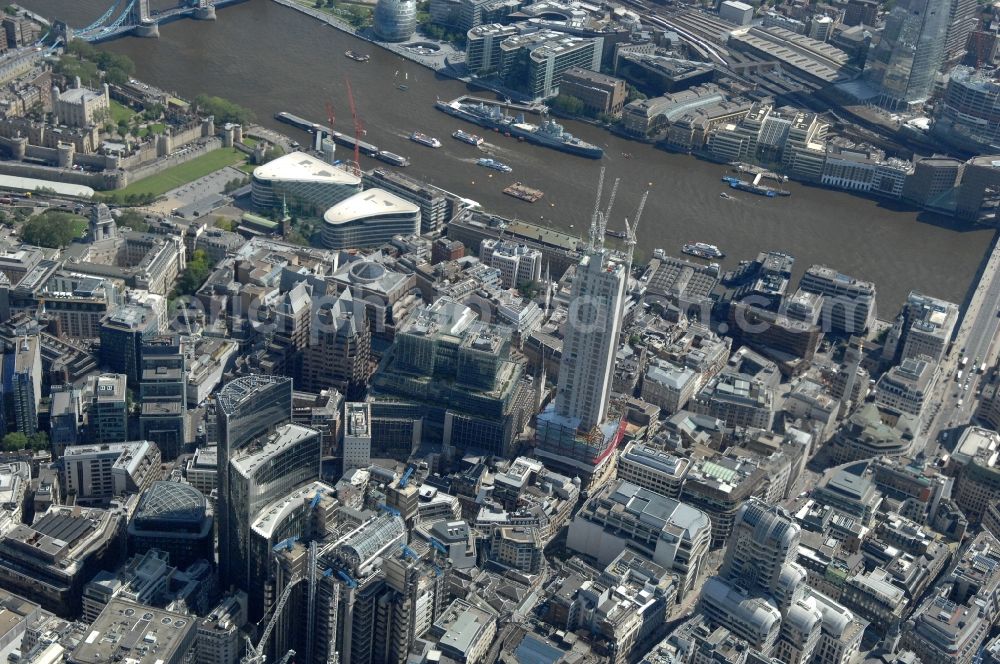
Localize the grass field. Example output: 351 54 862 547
109 100 134 125
116 148 247 198
138 122 166 138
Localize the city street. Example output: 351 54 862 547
924 232 1000 454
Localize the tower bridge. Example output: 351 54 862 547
54 0 247 44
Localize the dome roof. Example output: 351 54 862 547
349 260 387 283
134 481 207 526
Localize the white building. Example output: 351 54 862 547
551 240 626 431
185 446 218 498
641 359 698 415
251 151 362 213
616 442 689 498
62 440 162 504
479 238 542 290
567 480 711 599
809 16 834 41
343 402 371 472
0 462 29 536
320 188 420 250
720 0 753 26
54 83 110 128
875 356 939 422
197 592 247 664
534 211 632 489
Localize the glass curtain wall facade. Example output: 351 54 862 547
374 0 417 42
864 0 950 108
215 375 293 593
230 424 321 617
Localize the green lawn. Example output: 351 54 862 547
109 100 134 124
138 123 166 138
116 148 246 198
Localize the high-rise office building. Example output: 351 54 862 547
215 375 293 593
228 423 321 618
864 0 951 109
343 401 372 472
371 297 533 458
535 179 638 490
271 513 447 664
84 373 128 444
300 288 372 400
2 334 40 435
99 303 161 386
944 0 980 66
138 336 187 459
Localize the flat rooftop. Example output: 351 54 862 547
71 599 194 664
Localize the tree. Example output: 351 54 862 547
551 94 585 117
262 146 285 163
192 94 255 125
626 84 646 103
141 103 164 122
27 432 48 452
345 6 370 28
21 211 87 248
175 249 211 296
115 209 149 232
518 280 541 299
214 216 236 232
223 177 249 194
1 432 26 451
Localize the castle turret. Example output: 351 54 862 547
56 142 75 169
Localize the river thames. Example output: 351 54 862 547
22 0 996 311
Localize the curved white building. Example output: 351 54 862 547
373 0 417 42
251 151 362 214
321 188 420 250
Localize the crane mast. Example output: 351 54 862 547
345 77 362 176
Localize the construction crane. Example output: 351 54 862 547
242 577 300 664
325 100 335 129
429 537 448 556
399 465 415 488
345 77 362 176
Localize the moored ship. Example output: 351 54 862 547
507 118 604 159
435 100 603 158
275 111 321 133
682 242 725 259
376 151 409 166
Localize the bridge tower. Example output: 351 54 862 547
129 0 151 23
131 0 160 38
193 0 217 20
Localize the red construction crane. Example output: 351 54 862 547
325 100 335 129
345 77 362 176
